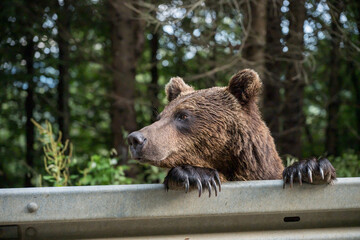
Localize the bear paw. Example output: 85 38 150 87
164 166 221 197
283 158 336 189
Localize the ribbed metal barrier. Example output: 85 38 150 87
1 178 360 239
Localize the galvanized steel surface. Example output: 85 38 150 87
0 178 359 239
115 227 360 240
1 178 360 222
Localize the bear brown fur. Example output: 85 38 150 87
128 69 336 197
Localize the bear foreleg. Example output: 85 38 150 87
282 158 336 188
164 165 221 197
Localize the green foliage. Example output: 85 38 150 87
128 160 168 184
32 119 73 186
76 157 166 186
284 155 298 167
329 150 360 177
77 154 134 185
32 120 166 186
284 152 360 178
1 0 359 188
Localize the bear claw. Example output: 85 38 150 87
283 158 336 189
164 166 221 197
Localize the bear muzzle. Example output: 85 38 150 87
127 131 147 160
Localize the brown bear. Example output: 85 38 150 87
127 69 336 197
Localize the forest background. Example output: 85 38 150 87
1 0 359 187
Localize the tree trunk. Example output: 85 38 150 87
350 1 360 151
109 0 145 164
242 0 267 79
325 0 344 156
350 62 360 151
264 0 282 146
25 35 35 187
58 0 71 143
206 18 219 88
280 0 306 158
149 32 160 123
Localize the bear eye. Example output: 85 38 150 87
174 111 192 134
175 112 189 122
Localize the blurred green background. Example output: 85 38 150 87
0 0 359 188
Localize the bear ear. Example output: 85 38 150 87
165 77 194 102
227 69 262 105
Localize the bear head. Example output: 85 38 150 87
128 69 283 181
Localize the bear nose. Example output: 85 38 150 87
127 131 146 149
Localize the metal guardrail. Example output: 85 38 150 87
0 178 360 239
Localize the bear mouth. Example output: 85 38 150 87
133 156 167 167
134 157 155 164
135 157 147 162
131 150 173 166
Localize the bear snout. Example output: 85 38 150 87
127 131 147 159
